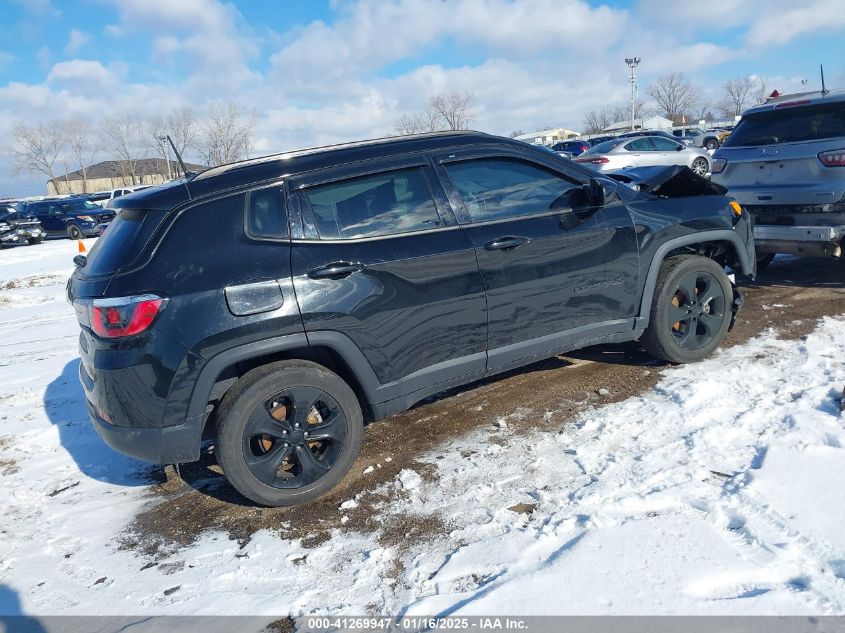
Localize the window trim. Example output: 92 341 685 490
434 154 590 227
294 165 450 242
243 184 290 243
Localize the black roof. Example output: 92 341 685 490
116 131 592 212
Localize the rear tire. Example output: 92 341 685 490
756 253 776 271
215 360 363 507
67 224 83 240
705 138 719 150
640 255 733 364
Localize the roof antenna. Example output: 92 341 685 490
821 64 828 95
166 135 196 178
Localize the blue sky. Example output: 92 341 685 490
1 0 844 194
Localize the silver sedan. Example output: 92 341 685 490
575 135 711 176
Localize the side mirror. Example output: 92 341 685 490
583 178 615 206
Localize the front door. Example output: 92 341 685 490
433 151 637 370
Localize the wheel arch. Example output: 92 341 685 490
187 332 382 428
636 230 751 329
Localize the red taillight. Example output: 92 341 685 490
576 157 610 164
818 149 845 167
90 295 166 338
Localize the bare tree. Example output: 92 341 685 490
582 109 612 135
753 76 770 104
392 90 475 135
582 102 645 134
12 122 65 186
429 91 474 131
199 102 255 167
65 120 96 193
148 107 198 178
101 116 150 185
647 73 700 124
721 76 754 117
393 113 427 136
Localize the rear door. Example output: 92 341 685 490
432 148 638 370
289 155 487 400
623 137 659 166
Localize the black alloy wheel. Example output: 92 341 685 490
242 386 347 489
666 270 728 351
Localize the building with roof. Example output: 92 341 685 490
604 115 673 132
513 128 581 145
47 158 206 196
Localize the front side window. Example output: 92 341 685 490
652 137 681 151
443 158 586 223
304 168 441 239
247 187 288 239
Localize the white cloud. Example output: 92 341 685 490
64 29 91 56
746 0 845 47
47 60 116 89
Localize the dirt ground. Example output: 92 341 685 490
124 256 845 558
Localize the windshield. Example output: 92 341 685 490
725 101 845 146
59 199 100 213
583 139 625 155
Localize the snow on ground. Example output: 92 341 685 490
1 238 844 616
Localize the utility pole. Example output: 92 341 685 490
625 57 641 131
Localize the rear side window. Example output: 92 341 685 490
625 138 654 152
247 187 287 239
82 209 167 276
303 168 441 239
725 101 845 146
443 158 586 223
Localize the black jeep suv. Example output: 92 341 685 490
68 131 754 506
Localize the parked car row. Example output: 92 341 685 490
0 186 155 247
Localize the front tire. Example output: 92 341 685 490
215 360 363 507
67 224 83 240
691 157 709 176
27 236 43 245
640 255 733 364
705 138 719 151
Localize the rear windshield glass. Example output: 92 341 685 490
82 209 167 276
725 101 845 146
583 139 625 155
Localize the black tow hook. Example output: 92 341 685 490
729 283 744 332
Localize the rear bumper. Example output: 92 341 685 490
754 225 844 257
86 397 203 464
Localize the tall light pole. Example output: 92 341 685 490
625 57 641 131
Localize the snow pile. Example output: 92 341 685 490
1 238 844 616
